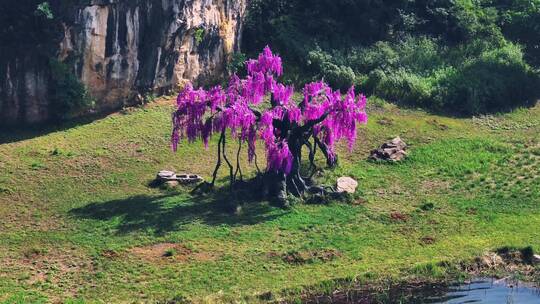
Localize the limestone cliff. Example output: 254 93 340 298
0 0 246 125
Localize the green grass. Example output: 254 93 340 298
0 101 539 303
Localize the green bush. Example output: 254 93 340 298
35 2 53 19
358 39 539 114
226 52 247 75
194 28 205 45
438 43 539 114
497 0 540 65
49 59 93 120
369 69 434 106
307 49 357 90
320 63 356 91
242 0 540 114
350 41 399 74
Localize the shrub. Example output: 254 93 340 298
497 0 540 65
242 0 540 114
194 28 205 45
438 43 539 114
370 69 434 106
307 49 357 90
49 58 93 120
319 63 356 91
226 52 247 75
350 41 399 74
35 1 53 19
394 37 445 74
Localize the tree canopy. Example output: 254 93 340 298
171 47 368 203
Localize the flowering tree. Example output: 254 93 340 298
172 47 367 202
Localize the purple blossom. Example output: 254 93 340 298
272 84 294 106
171 47 368 174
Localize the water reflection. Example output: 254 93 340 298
305 277 540 303
427 278 540 304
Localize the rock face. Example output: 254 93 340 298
0 0 246 125
369 137 408 162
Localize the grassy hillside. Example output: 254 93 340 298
0 100 539 303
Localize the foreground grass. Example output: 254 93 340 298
0 100 538 303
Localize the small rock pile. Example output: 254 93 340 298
156 170 203 187
369 137 408 162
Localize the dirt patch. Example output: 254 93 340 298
390 212 409 222
0 208 65 233
101 249 120 259
129 243 216 263
466 207 478 215
372 183 411 198
420 236 436 245
278 249 342 265
351 197 368 206
427 119 449 130
377 117 394 126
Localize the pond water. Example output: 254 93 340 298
306 278 540 303
425 278 540 304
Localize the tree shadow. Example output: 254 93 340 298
70 190 286 235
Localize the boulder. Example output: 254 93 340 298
336 177 358 194
533 254 540 265
157 170 176 181
370 137 408 161
176 174 204 184
155 170 203 185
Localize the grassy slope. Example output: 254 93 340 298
0 100 538 303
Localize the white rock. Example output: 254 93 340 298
157 170 176 181
533 254 540 264
337 177 358 194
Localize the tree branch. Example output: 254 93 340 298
299 111 331 133
253 150 262 174
210 131 225 185
304 138 317 177
221 131 235 186
234 139 243 181
314 135 338 168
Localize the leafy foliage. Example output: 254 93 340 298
498 0 540 65
194 28 205 45
49 59 93 120
0 0 62 54
243 0 540 114
437 43 538 114
35 1 53 19
226 52 247 76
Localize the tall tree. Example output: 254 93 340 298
171 47 368 203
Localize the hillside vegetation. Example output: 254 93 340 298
243 0 540 114
0 99 538 302
1 1 540 303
